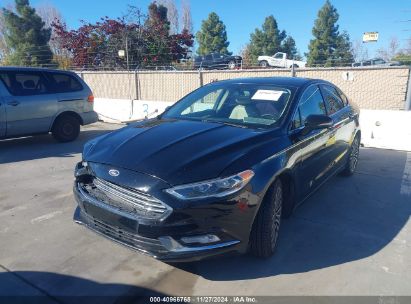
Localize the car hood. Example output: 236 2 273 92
85 119 283 185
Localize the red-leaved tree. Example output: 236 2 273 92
52 3 193 70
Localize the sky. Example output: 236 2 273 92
22 0 411 58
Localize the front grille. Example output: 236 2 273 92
80 177 172 221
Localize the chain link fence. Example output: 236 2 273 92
77 66 411 111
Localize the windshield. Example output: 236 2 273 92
162 83 294 128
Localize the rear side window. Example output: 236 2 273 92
320 85 345 115
298 85 327 125
0 71 49 96
336 88 349 106
46 72 83 93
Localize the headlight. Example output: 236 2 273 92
165 170 254 200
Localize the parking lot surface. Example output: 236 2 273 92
1 122 410 301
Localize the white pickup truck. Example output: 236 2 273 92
258 52 307 68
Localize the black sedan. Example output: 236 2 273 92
194 53 242 70
73 77 360 262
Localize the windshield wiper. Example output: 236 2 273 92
201 119 249 129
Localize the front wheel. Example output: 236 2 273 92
259 60 268 68
341 135 360 176
249 179 282 258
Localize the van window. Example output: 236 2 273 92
46 72 83 93
0 71 49 96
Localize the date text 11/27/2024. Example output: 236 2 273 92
149 296 258 303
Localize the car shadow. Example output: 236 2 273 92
0 271 167 304
0 129 113 164
173 149 411 281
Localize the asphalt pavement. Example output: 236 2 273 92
0 122 410 303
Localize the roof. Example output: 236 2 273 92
0 66 75 73
212 76 324 87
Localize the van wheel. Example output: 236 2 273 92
249 179 282 258
52 115 80 142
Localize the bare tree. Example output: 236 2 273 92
181 0 193 34
35 1 64 55
352 39 369 62
158 0 179 34
377 37 400 61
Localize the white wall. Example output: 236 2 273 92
359 110 411 151
94 98 173 123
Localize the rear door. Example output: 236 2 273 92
213 54 226 69
0 79 6 138
0 70 57 137
44 71 92 115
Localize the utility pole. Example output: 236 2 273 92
126 35 130 71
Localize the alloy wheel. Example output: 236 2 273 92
270 185 282 251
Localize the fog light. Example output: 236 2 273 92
181 234 220 244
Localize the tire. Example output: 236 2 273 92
249 179 283 258
52 115 80 142
341 134 360 176
259 60 268 68
289 64 299 69
228 60 236 70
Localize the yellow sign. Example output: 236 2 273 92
363 32 379 42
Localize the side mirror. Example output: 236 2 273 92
301 114 333 135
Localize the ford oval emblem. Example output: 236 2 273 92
109 169 120 177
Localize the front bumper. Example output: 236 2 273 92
72 170 254 261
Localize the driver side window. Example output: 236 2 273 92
292 85 327 129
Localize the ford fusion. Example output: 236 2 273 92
73 77 360 262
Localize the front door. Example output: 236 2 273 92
0 70 57 137
291 84 336 198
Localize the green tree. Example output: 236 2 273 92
247 15 286 64
306 0 342 67
2 0 53 66
196 12 230 55
145 2 171 64
393 53 411 65
281 36 302 60
334 31 354 66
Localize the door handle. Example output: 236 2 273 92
7 101 20 106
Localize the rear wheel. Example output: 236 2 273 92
52 115 80 142
341 135 360 176
249 179 282 258
228 60 236 69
